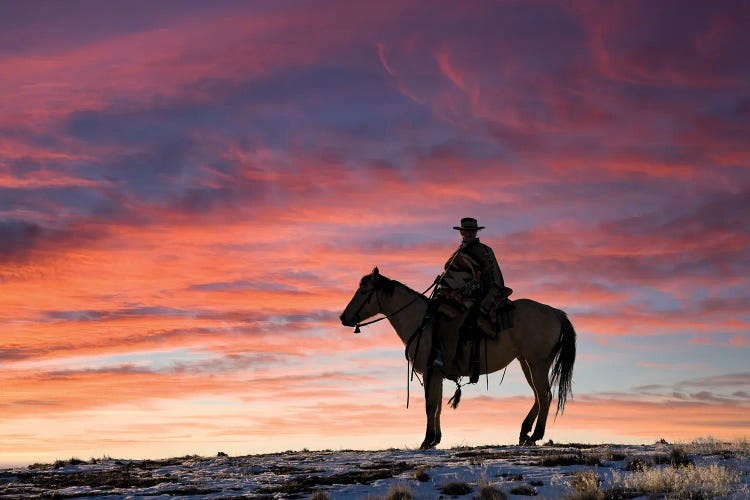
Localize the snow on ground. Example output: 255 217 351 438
1 442 749 498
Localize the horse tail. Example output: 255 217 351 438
550 309 576 416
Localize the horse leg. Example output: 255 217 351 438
526 360 553 445
518 358 539 446
420 367 443 450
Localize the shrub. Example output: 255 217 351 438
538 454 601 467
413 466 430 482
610 463 741 498
565 470 603 500
625 457 651 472
28 462 48 470
441 481 473 495
669 447 693 467
386 485 414 499
652 447 693 467
53 457 87 468
601 451 627 462
509 484 537 496
478 483 507 499
679 437 750 458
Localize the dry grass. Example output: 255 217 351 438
53 457 87 468
610 463 742 498
509 484 537 496
441 481 473 495
565 470 603 500
537 453 601 467
597 451 627 462
413 465 430 482
385 484 414 499
677 437 750 457
310 491 330 500
624 457 651 471
478 483 507 499
652 447 693 467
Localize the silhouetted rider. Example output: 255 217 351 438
431 217 510 373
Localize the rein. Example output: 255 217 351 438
353 281 436 333
350 279 438 409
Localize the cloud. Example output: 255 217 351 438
576 1 750 87
0 217 108 266
729 335 750 347
0 220 42 259
188 280 300 293
0 0 749 461
39 306 202 323
677 372 750 390
0 346 49 362
624 372 750 404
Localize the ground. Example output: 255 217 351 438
1 440 748 499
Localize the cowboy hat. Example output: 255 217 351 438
453 217 485 231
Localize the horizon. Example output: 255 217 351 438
3 434 746 469
1 1 749 466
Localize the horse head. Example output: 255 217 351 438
340 267 392 327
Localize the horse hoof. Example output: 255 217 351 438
419 439 438 450
519 436 537 446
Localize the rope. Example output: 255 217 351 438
407 357 411 408
448 379 463 409
484 337 494 391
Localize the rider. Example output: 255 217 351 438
431 217 509 373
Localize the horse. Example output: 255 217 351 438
340 267 576 449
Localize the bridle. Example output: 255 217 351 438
351 280 437 334
348 285 383 333
352 248 460 333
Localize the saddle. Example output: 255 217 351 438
478 291 514 338
460 294 515 383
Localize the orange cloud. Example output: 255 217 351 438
1 0 748 466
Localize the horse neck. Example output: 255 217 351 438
381 282 429 346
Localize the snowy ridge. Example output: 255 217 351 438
1 442 749 498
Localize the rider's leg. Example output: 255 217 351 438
433 311 465 373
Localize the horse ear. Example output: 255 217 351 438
372 266 379 276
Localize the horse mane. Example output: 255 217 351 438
360 274 416 298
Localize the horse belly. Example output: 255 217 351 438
474 332 518 375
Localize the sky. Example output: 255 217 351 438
1 0 749 466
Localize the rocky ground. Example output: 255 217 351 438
1 440 749 498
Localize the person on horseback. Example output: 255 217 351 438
431 217 511 373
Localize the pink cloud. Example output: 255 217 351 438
729 335 750 347
0 1 748 464
575 1 749 88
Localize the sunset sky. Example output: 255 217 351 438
1 1 749 466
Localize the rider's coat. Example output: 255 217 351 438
441 238 504 297
438 238 510 337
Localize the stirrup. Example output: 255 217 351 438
431 352 444 369
470 360 480 384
